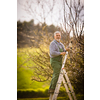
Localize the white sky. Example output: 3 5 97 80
17 0 65 26
17 0 84 27
17 0 32 22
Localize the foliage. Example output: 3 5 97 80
17 20 60 48
17 89 83 100
17 97 67 100
17 90 83 100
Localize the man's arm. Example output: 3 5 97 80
50 42 69 57
50 42 61 57
61 43 70 52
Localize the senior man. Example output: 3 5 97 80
48 31 70 93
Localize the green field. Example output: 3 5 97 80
17 97 67 100
17 48 50 92
17 95 83 100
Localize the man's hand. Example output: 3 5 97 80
66 48 70 51
60 52 66 56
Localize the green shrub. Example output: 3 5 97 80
17 89 49 98
17 89 83 100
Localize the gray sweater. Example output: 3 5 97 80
49 40 66 58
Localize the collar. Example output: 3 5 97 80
54 39 60 44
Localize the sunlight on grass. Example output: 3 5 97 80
17 97 67 100
17 47 50 92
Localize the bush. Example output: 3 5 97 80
17 89 49 98
17 89 84 100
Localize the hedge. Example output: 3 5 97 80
17 89 84 100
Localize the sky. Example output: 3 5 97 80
17 0 84 28
17 0 63 26
17 0 32 22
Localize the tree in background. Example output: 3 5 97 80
62 0 84 94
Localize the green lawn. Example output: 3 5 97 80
17 48 50 92
17 97 67 100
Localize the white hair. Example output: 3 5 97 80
54 31 61 36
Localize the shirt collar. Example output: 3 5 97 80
54 39 60 44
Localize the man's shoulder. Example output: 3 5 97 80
60 42 64 46
50 40 56 45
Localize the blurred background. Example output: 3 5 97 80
17 0 84 100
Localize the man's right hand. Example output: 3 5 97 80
60 52 66 56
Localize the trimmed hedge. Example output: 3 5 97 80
17 90 49 98
17 89 84 100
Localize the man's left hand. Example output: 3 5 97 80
66 48 70 51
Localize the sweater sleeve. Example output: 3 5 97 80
50 42 61 57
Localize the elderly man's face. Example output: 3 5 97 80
54 33 61 42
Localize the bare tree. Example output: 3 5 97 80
18 0 57 25
60 0 84 94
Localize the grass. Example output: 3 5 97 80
17 47 49 91
17 97 67 100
